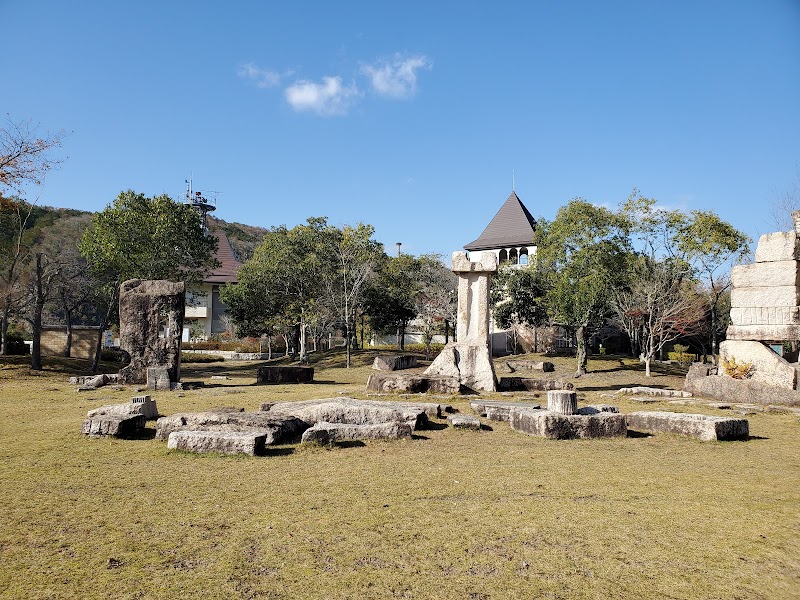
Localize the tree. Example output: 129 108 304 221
0 117 64 194
412 255 457 359
221 218 328 363
322 223 383 367
490 265 549 353
676 210 750 357
79 191 218 283
364 254 418 351
0 197 35 355
79 190 218 370
534 199 630 377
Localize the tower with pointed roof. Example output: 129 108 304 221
464 191 537 265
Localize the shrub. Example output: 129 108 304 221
181 352 225 363
722 356 754 379
667 344 693 366
184 340 262 353
5 334 29 355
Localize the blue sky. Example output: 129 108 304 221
2 1 799 259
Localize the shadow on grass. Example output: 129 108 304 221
335 440 366 448
626 430 653 438
748 435 770 441
480 424 494 431
125 427 157 440
424 421 449 431
577 383 652 392
260 447 295 457
411 434 430 440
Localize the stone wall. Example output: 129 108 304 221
40 326 100 359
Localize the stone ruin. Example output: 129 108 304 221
81 395 158 437
687 212 800 405
424 251 498 392
117 279 185 389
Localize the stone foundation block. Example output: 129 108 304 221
754 231 799 263
301 421 412 444
424 342 496 392
730 286 800 308
506 360 555 373
720 340 797 390
167 430 267 455
147 367 173 391
497 377 573 392
731 260 800 288
547 390 577 415
577 404 619 415
262 398 429 431
365 373 460 395
82 414 145 437
449 415 481 430
155 412 307 444
256 366 314 384
625 411 749 441
372 355 418 371
510 409 627 439
471 400 542 422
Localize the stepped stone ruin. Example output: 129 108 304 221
688 212 800 403
424 251 498 392
118 279 185 389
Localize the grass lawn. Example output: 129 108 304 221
1 350 798 599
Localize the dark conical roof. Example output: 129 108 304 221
464 191 537 251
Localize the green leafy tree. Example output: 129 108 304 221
535 199 630 377
676 210 750 356
79 190 218 370
490 264 549 353
221 218 328 363
364 254 418 350
412 254 457 359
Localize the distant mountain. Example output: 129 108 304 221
8 204 268 264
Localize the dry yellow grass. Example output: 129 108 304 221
1 351 799 599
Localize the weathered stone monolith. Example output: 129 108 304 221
118 279 185 386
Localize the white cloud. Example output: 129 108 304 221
361 55 432 98
284 76 360 116
237 62 285 88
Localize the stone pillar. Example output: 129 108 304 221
792 210 800 236
547 390 577 415
425 251 498 392
118 279 185 386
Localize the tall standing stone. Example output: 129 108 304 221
118 279 185 386
424 251 498 392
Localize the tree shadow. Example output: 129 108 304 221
423 421 449 431
626 430 652 438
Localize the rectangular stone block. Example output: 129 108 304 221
167 430 267 455
130 395 158 419
448 415 481 430
82 414 145 437
301 421 413 444
256 366 314 384
726 324 800 342
471 400 542 422
730 286 800 309
731 261 800 288
365 373 460 394
371 355 418 371
729 306 800 326
625 411 749 441
497 377 573 392
754 232 800 263
509 408 627 439
147 367 172 391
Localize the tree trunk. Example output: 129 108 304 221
0 304 10 356
64 307 73 357
574 326 588 377
298 321 308 364
360 314 365 350
91 286 118 373
396 326 401 350
30 254 45 370
710 304 719 356
400 323 406 351
444 319 450 344
267 335 272 360
345 319 351 369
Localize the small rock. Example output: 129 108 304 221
449 415 481 430
708 402 731 409
629 397 660 404
210 375 229 381
107 558 123 569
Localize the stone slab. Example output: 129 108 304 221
448 415 481 430
625 411 749 441
167 430 267 455
301 421 412 444
155 412 307 444
684 372 800 406
720 340 796 389
729 306 800 326
629 397 661 404
130 395 158 419
577 404 619 415
617 387 692 398
451 251 498 273
371 355 418 371
754 231 799 263
509 408 627 439
471 400 542 422
261 397 430 430
730 286 800 309
365 373 460 395
82 414 145 437
147 367 172 391
506 360 555 373
256 366 314 384
498 377 574 392
726 324 800 341
731 261 800 289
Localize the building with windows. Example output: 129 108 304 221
464 191 537 266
